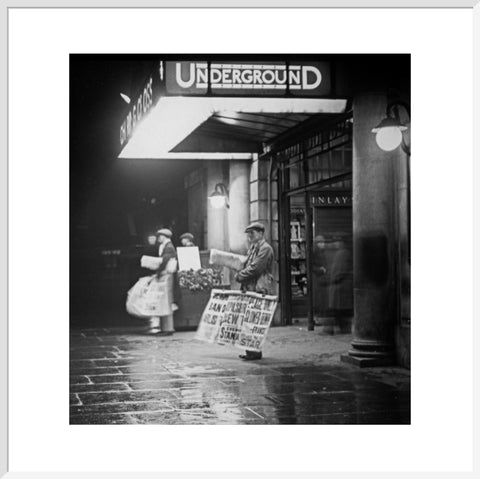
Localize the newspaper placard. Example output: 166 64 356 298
177 246 201 271
195 289 278 352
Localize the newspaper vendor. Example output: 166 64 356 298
234 222 274 361
148 228 178 336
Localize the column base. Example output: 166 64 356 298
340 354 395 368
340 338 395 367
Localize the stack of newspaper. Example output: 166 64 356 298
140 255 162 270
209 249 247 271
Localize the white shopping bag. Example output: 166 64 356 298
126 275 172 318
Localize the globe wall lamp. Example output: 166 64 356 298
208 183 230 209
372 101 410 155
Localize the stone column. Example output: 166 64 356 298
228 161 250 288
341 92 397 367
228 161 250 254
206 161 227 251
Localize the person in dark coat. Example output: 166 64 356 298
234 222 274 361
312 235 329 322
327 237 353 333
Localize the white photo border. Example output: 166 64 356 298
3 1 479 477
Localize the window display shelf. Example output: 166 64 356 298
289 216 308 300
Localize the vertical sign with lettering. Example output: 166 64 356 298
119 61 165 149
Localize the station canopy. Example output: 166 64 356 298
117 60 348 160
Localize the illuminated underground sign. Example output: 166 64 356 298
166 61 331 96
118 59 332 149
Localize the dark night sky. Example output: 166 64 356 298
70 55 195 248
70 56 150 211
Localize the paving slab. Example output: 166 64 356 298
70 322 410 425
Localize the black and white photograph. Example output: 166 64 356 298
70 54 411 425
3 2 478 476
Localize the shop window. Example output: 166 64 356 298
288 163 302 189
307 139 352 184
289 202 308 312
266 113 353 326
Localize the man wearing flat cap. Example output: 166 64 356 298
147 228 178 335
235 222 274 360
179 232 195 247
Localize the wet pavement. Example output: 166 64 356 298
70 323 410 425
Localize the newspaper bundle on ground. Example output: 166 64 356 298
195 289 278 352
209 249 247 271
140 255 162 270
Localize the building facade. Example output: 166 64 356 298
111 54 410 368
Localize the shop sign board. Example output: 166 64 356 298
311 192 352 207
195 290 278 352
119 67 166 148
166 61 331 97
119 76 155 147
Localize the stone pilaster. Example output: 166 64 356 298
228 161 250 254
228 161 250 289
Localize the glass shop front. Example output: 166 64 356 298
264 113 353 330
